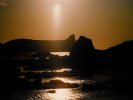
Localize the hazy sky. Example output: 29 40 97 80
0 0 133 49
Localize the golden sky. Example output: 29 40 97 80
0 0 133 49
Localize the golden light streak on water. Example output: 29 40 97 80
24 68 72 73
50 52 70 56
43 89 85 100
42 77 85 84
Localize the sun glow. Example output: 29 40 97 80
54 3 60 19
53 2 61 35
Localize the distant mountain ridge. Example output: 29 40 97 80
70 35 133 68
105 40 133 64
1 34 75 56
0 34 133 59
0 35 133 92
106 40 133 52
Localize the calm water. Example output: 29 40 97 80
9 74 128 100
4 52 131 100
11 89 117 100
10 77 115 100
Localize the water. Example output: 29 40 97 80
50 52 70 56
10 78 116 100
6 70 131 100
11 89 88 100
24 68 72 73
2 51 131 100
1 52 132 100
9 87 130 100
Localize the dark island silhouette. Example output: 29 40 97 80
0 34 133 97
0 34 75 57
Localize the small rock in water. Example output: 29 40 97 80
46 90 56 93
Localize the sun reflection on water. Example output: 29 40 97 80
42 89 85 100
50 89 72 100
42 77 85 84
50 52 70 56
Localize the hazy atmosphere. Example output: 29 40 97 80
1 1 133 100
0 0 133 49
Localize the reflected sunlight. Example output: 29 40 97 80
52 68 72 72
54 77 85 84
52 89 70 100
45 89 82 100
42 77 85 84
50 52 70 56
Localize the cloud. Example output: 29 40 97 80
0 0 8 6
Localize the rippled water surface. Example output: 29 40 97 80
7 73 131 100
7 67 131 100
9 76 115 100
11 88 117 100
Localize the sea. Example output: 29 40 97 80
3 52 132 100
9 75 130 100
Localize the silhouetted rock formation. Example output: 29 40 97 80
69 36 95 71
70 37 133 91
70 37 133 69
105 40 133 91
103 40 133 70
106 40 133 61
1 34 133 92
1 35 75 57
0 42 2 49
0 42 2 46
0 43 2 56
70 36 94 57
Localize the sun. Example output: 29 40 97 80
53 2 61 34
54 3 61 18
